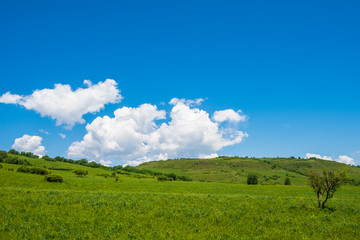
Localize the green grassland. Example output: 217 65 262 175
1 154 360 239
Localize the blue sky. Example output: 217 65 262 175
0 0 359 166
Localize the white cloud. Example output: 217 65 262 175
305 153 333 160
68 98 248 166
39 129 49 135
199 153 219 159
12 134 46 156
306 153 356 165
0 92 22 104
59 133 66 139
213 109 247 123
0 79 122 128
335 155 355 165
169 98 204 106
100 160 112 167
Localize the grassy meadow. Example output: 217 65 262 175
0 155 359 239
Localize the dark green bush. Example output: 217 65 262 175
284 177 291 185
247 174 258 185
17 166 49 175
74 169 88 177
0 163 3 169
157 175 173 181
44 174 63 182
177 175 192 181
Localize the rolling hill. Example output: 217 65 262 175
137 156 360 185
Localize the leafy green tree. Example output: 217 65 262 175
308 169 348 209
8 149 19 155
284 177 291 185
247 174 258 185
0 151 8 161
74 169 88 177
75 159 88 166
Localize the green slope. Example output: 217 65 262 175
137 156 360 185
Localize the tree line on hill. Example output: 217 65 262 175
2 149 192 182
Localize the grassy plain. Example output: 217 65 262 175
0 156 359 239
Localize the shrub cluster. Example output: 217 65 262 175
74 169 88 177
113 165 192 181
247 174 258 185
44 174 63 182
157 175 173 181
263 175 281 181
17 166 49 175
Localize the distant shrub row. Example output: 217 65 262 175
157 175 174 181
113 165 192 181
6 150 106 169
0 151 32 166
8 149 39 159
17 166 49 175
247 174 291 185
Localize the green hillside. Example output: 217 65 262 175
138 156 360 185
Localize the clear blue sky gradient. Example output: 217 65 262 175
1 1 359 164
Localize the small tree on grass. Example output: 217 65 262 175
308 169 348 209
284 177 291 185
74 169 88 177
247 174 258 185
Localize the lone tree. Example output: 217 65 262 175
308 169 348 209
247 174 258 185
74 169 88 177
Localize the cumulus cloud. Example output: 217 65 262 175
305 153 333 160
213 109 247 123
335 155 355 165
68 99 248 166
0 79 122 128
100 160 112 167
59 133 66 139
12 134 46 156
